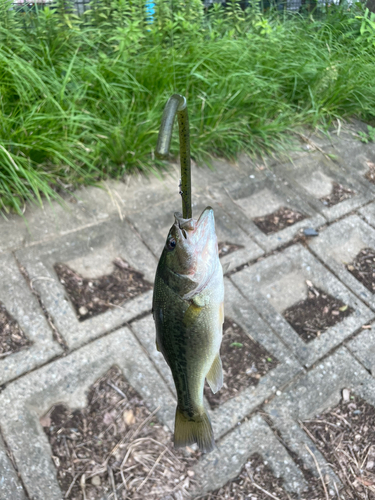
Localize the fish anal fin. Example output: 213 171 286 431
206 353 223 394
174 407 215 453
219 301 224 325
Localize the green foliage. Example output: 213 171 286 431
0 0 375 213
358 125 375 143
354 7 375 46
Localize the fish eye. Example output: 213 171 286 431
167 238 176 250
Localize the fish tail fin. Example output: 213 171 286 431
174 407 215 453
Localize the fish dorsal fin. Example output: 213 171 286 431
206 354 223 394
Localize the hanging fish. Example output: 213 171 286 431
153 208 224 453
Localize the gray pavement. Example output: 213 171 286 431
1 120 375 499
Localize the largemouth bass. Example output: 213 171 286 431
152 207 224 453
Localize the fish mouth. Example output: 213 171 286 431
172 207 215 248
174 207 214 235
168 207 218 298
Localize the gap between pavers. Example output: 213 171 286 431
231 244 374 368
0 252 63 385
15 217 156 350
273 151 374 222
193 413 308 497
215 169 325 252
0 434 26 500
359 201 375 229
0 326 175 500
265 346 375 491
127 193 264 272
131 279 302 441
347 321 375 375
308 214 375 309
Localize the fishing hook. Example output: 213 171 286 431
156 94 192 220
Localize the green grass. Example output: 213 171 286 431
0 0 375 214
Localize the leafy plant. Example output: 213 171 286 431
354 7 375 47
0 0 374 214
358 125 375 143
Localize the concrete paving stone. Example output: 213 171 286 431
331 136 375 180
214 169 325 252
194 414 308 497
0 327 175 500
347 321 375 374
231 244 374 367
127 192 264 272
0 166 182 255
130 314 175 394
293 120 374 156
132 280 302 440
308 215 375 309
265 347 375 489
189 155 266 188
262 121 369 165
0 434 26 500
16 217 157 350
359 200 375 229
0 253 63 385
274 151 374 222
0 188 109 255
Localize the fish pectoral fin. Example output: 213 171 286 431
155 339 161 352
206 353 223 394
183 302 202 327
222 262 231 274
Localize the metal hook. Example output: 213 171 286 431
156 94 192 219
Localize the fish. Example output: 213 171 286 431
152 206 224 453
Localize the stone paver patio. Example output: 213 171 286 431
1 120 375 499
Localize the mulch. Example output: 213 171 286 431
347 248 375 293
203 390 375 500
303 390 375 499
0 301 31 358
320 182 355 207
42 366 199 500
199 453 294 500
283 282 353 342
252 207 305 235
204 318 278 409
54 257 152 321
218 242 244 259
